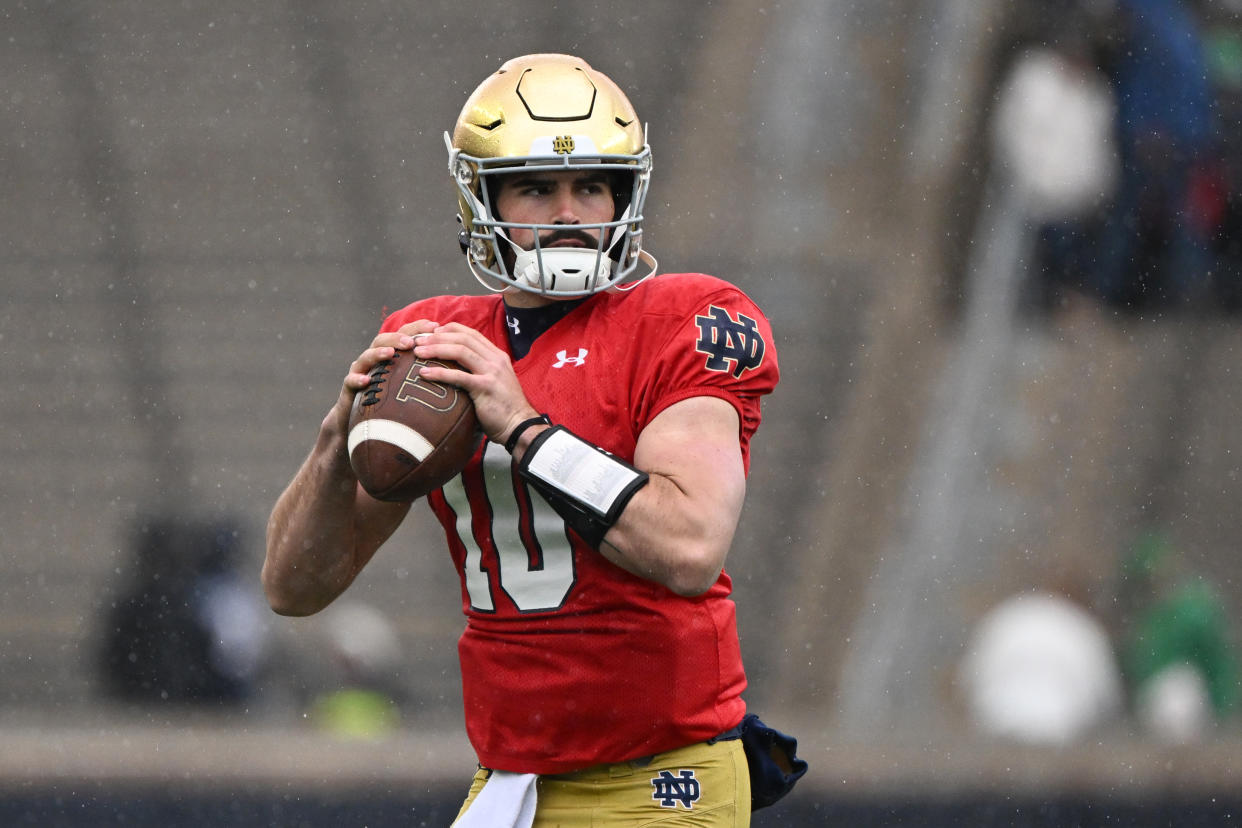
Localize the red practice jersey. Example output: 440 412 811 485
380 272 779 774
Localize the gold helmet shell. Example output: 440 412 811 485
446 54 656 297
452 53 644 161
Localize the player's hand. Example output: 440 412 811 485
325 320 438 437
411 322 538 444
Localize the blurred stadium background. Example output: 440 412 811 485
4 0 1242 824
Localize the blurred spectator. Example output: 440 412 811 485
1202 10 1242 308
307 602 405 740
1091 0 1223 310
959 592 1124 746
1118 531 1239 742
990 25 1119 309
99 517 270 705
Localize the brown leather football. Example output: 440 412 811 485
346 349 480 501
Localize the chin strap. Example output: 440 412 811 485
466 246 659 299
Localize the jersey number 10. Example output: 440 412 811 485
440 441 576 613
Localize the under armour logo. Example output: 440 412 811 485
553 348 588 368
694 305 766 378
507 316 521 336
552 135 575 154
651 769 701 810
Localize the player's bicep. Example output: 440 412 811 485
608 395 745 594
633 395 746 516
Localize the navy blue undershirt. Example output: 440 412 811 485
504 299 585 360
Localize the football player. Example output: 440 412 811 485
263 54 800 826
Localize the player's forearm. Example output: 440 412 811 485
508 396 745 596
262 423 370 616
600 470 741 596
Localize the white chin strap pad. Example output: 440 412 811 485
513 248 612 294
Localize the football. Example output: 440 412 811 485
346 348 481 501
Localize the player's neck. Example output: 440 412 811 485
503 296 586 360
502 289 560 309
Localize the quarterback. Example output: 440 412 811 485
263 54 802 826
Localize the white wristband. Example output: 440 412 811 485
517 425 650 548
522 427 644 518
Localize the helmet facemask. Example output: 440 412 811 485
448 137 654 297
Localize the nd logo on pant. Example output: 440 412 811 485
651 769 701 809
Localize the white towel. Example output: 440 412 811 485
452 770 538 828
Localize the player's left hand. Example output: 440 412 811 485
412 322 539 446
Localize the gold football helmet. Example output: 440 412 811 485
446 54 657 297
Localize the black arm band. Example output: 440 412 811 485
504 413 552 454
517 425 649 549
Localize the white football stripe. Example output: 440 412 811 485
347 418 435 461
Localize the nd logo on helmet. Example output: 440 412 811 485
552 135 575 154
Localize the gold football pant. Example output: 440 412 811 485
454 738 750 827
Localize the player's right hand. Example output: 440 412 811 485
324 320 439 437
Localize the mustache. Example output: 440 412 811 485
537 228 600 248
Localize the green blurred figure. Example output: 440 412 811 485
307 602 404 741
311 687 400 740
1120 532 1239 741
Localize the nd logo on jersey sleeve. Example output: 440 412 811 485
693 304 767 378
